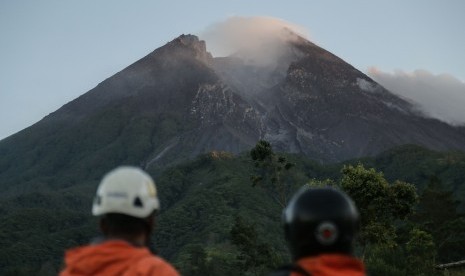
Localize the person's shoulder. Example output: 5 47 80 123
129 254 180 276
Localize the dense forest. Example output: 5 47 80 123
0 143 464 275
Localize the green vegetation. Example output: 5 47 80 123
0 144 464 274
250 140 296 207
340 164 417 249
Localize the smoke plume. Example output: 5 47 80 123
368 68 465 126
200 16 310 62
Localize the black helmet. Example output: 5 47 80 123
283 187 360 260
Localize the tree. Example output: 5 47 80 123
338 164 441 274
230 216 281 275
412 175 465 262
340 164 418 250
405 228 436 275
250 140 294 207
306 178 337 188
182 244 209 276
364 228 436 276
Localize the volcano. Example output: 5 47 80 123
1 32 465 195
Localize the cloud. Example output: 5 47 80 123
199 16 310 58
368 68 465 126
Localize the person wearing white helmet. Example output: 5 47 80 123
60 166 179 276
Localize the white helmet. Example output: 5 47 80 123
92 166 160 218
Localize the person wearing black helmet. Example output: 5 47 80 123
269 186 366 276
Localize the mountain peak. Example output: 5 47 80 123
162 34 213 65
177 34 202 46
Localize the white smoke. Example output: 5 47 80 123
368 68 465 126
199 16 310 59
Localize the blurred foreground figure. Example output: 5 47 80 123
60 166 179 276
270 187 366 276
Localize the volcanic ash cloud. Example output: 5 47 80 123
369 68 465 126
200 16 310 62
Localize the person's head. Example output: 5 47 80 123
92 166 160 245
283 187 360 260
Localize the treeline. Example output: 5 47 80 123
0 144 464 275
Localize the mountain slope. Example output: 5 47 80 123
0 32 465 189
213 35 465 161
2 33 465 196
0 35 260 196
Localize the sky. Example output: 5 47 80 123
1 0 464 140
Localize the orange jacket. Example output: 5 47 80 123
294 254 366 276
60 240 180 276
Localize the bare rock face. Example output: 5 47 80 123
209 35 465 161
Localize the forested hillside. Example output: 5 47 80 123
0 144 464 275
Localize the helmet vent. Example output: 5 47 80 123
315 221 338 245
133 197 144 208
